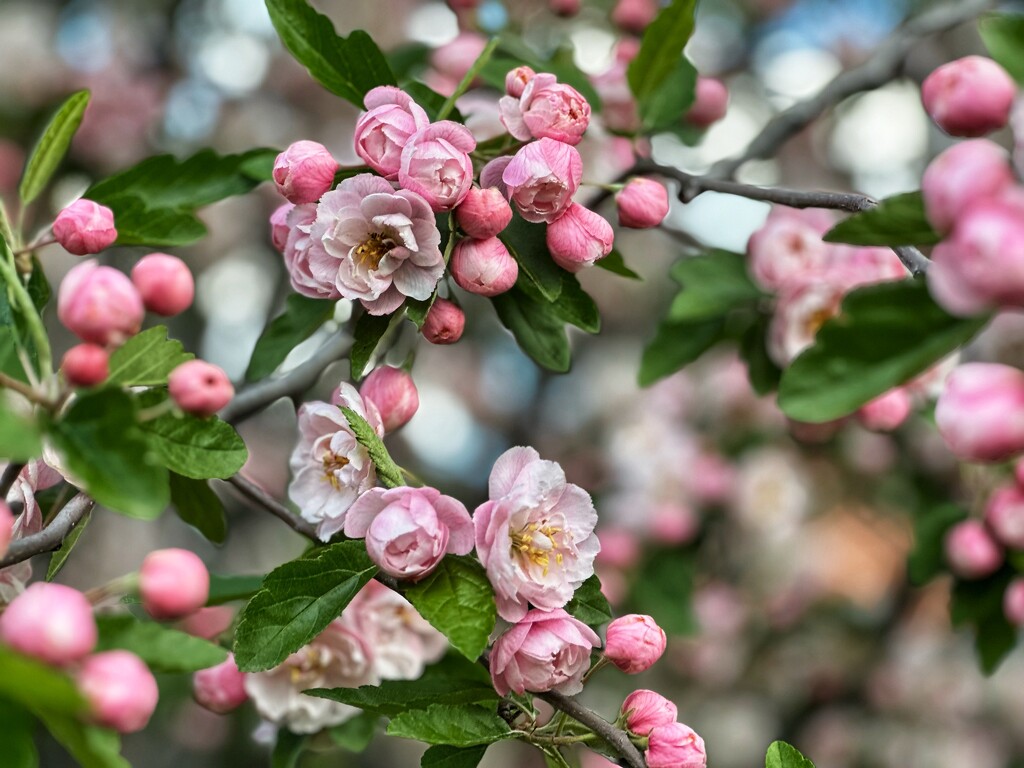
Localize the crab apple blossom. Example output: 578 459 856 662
289 385 384 541
0 501 12 560
746 206 834 291
921 55 1016 137
503 138 583 224
52 199 117 255
1005 578 1024 625
61 343 109 387
935 363 1024 462
281 202 340 300
343 486 474 581
57 260 144 346
272 140 338 204
450 237 519 296
130 253 195 316
499 73 591 146
616 177 670 229
546 203 615 272
685 77 729 129
605 614 667 674
857 388 912 432
270 202 294 251
611 0 660 32
768 281 845 366
505 65 536 98
647 722 708 768
985 485 1024 550
307 174 445 315
489 608 601 696
398 121 476 212
78 651 159 733
354 86 430 179
359 366 419 433
139 548 210 620
622 689 679 735
474 446 600 622
456 186 513 239
0 582 97 665
945 519 1003 579
921 139 1015 234
193 654 248 714
168 360 234 417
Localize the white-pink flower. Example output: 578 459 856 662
288 384 384 542
473 446 600 622
499 73 591 146
282 203 341 300
354 86 431 180
306 174 445 315
502 139 583 224
767 281 845 366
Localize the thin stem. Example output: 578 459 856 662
0 494 94 568
12 236 56 257
0 371 56 409
436 37 500 121
535 690 647 768
224 474 318 541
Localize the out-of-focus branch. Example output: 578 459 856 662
0 462 25 500
892 246 931 277
224 474 318 540
0 493 93 568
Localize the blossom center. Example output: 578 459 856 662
510 522 569 574
354 232 393 270
287 646 330 685
804 306 834 338
322 450 350 488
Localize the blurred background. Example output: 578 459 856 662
4 0 1024 766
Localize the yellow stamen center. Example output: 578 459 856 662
510 522 567 575
804 307 835 338
354 232 392 270
322 451 350 488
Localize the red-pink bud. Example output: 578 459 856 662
621 689 678 735
272 140 338 204
921 139 1014 233
1005 578 1024 625
167 360 234 417
604 614 667 674
549 0 581 16
193 653 248 714
57 260 144 347
611 0 659 33
270 202 294 252
52 199 117 255
360 366 419 432
856 388 912 432
647 722 707 768
0 501 12 560
616 177 670 229
945 519 1003 579
505 66 537 99
139 548 210 620
546 203 614 272
935 363 1024 462
421 298 465 345
131 253 195 317
0 582 97 665
985 485 1024 549
456 187 514 239
61 343 110 388
685 77 729 128
450 237 519 297
921 56 1016 138
178 606 234 640
77 651 159 733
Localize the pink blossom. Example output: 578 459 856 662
595 527 640 570
61 343 109 388
746 207 834 292
621 689 678 735
506 66 536 98
616 178 670 228
922 56 1016 138
685 77 729 129
0 462 59 602
945 519 1003 579
270 202 294 252
399 122 476 212
281 203 341 300
78 651 159 733
502 139 583 224
935 363 1024 462
359 366 419 432
480 155 513 200
421 297 465 344
273 141 338 204
139 548 210 620
0 501 12 560
489 608 601 696
344 486 474 581
193 654 248 714
921 139 1014 233
1005 578 1024 625
611 0 660 33
546 203 614 272
604 614 667 674
52 199 117 255
767 281 845 366
985 484 1024 549
131 253 194 317
856 388 912 432
592 59 640 133
168 360 234 417
0 582 97 665
456 187 513 239
354 86 431 179
450 237 519 296
499 73 591 146
474 446 600 622
307 174 445 315
57 260 144 346
647 722 708 768
431 33 487 84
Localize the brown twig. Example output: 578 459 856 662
224 474 318 540
0 493 93 568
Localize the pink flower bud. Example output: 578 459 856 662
650 502 700 545
52 199 117 255
431 33 487 84
549 0 581 17
450 237 519 297
456 187 514 239
856 388 912 432
272 140 338 204
944 519 1003 579
0 501 12 560
360 366 419 433
354 86 430 180
270 203 294 252
595 527 640 570
616 177 670 229
935 363 1024 462
921 140 1014 234
611 0 659 33
499 74 591 146
503 138 583 224
61 343 110 388
193 654 248 714
399 121 476 212
421 298 465 344
57 260 144 346
621 689 678 735
130 253 195 317
546 203 614 272
139 548 210 620
647 722 708 768
506 66 536 99
77 651 159 733
1005 578 1024 625
604 614 667 674
985 485 1024 549
921 56 1016 138
685 77 729 128
178 606 233 640
167 360 234 418
0 582 97 665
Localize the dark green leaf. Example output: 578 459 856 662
350 311 393 381
271 729 307 768
387 704 511 747
639 56 698 132
908 504 967 586
329 711 378 752
341 406 403 488
421 745 489 768
777 280 988 422
950 568 1017 674
207 573 266 605
19 90 90 205
0 406 42 461
739 313 782 395
35 712 128 768
170 473 227 545
667 251 762 322
46 510 91 581
0 699 38 768
629 548 697 635
566 574 612 627
595 250 641 280
500 215 563 302
628 0 698 125
404 83 464 123
246 295 335 381
492 288 571 373
406 293 437 330
92 197 208 247
979 14 1024 85
403 556 497 661
639 317 725 387
233 541 377 672
95 615 227 673
765 741 816 768
823 192 940 247
139 402 248 480
106 326 194 387
265 0 396 106
26 258 51 313
550 275 600 334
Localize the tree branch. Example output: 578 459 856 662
0 462 25 500
535 690 646 768
892 246 931 278
224 474 319 540
0 493 93 568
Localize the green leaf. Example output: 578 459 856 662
139 401 248 480
233 541 377 672
403 556 497 661
950 568 1017 674
265 0 396 106
421 745 489 768
0 646 86 717
170 473 227 545
492 288 571 373
979 14 1024 85
0 699 38 768
46 509 91 581
629 548 697 635
341 406 403 488
638 56 698 132
667 251 762 322
247 295 335 381
207 573 266 605
627 0 698 126
500 215 563 302
823 192 940 247
387 704 511 747
271 729 307 768
106 326 194 387
350 311 394 381
565 574 612 627
48 389 169 519
549 275 600 334
739 313 782 396
908 504 966 586
329 711 378 752
595 250 641 280
0 406 42 461
35 712 128 768
91 197 208 247
19 90 90 205
639 317 725 387
765 741 816 768
95 615 227 673
777 280 988 422
406 292 437 330
26 258 51 313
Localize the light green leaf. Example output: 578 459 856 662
979 13 1024 85
139 401 248 480
341 406 403 488
627 0 698 127
0 406 42 461
106 326 194 387
95 615 227 673
35 712 128 768
765 741 816 768
595 250 641 280
639 317 725 387
0 646 86 717
421 745 489 768
329 711 378 753
823 192 940 247
638 56 698 132
492 288 571 373
350 311 394 381
19 90 90 205
170 473 227 545
246 295 335 381
46 510 91 581
565 574 612 627
667 251 763 322
387 704 511 747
